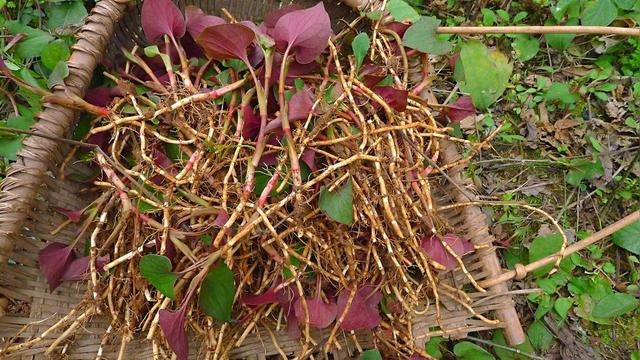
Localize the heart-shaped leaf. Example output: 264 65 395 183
184 5 225 39
53 207 83 223
403 16 452 55
613 220 640 255
199 262 236 322
61 255 110 281
294 294 337 328
288 87 315 121
374 86 408 112
444 96 476 123
139 254 177 300
337 284 382 331
272 2 332 64
159 301 189 360
420 234 474 271
454 40 512 110
196 24 255 64
38 242 76 291
241 281 289 305
141 0 186 43
319 176 353 226
592 292 639 318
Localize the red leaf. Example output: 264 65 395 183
196 24 255 63
385 22 410 37
264 5 303 31
152 146 176 172
61 255 110 281
154 235 177 262
270 54 319 87
272 2 332 64
38 242 75 291
213 210 229 227
336 284 382 331
241 104 260 140
53 207 83 223
141 0 186 43
444 96 476 123
84 87 122 107
159 304 189 360
289 87 315 121
420 234 474 271
294 291 337 329
184 5 225 39
374 86 408 112
241 283 289 305
449 52 460 70
301 149 316 172
287 306 302 339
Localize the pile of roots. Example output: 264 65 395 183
1 1 514 359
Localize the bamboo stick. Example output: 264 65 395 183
437 26 640 37
479 211 640 288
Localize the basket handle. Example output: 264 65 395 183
0 0 130 262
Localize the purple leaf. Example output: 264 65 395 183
38 242 76 291
264 5 303 32
336 284 382 331
287 306 302 339
213 210 230 227
84 87 122 107
184 5 225 39
374 86 408 112
301 149 317 172
289 87 315 121
196 24 255 63
420 234 474 271
53 207 83 223
270 54 319 87
241 283 288 305
272 2 332 64
444 96 476 123
159 304 189 360
61 255 110 281
141 0 186 43
154 235 177 262
385 22 410 37
241 104 261 140
86 132 108 151
294 293 337 329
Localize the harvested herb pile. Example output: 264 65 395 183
3 0 509 358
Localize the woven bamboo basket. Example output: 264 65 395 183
0 0 526 358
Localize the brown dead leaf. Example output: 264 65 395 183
520 107 539 146
554 118 582 130
604 99 626 120
561 65 595 77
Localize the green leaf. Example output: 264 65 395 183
551 0 581 21
0 136 24 161
41 40 71 70
566 158 604 186
528 232 564 277
139 255 177 300
352 32 370 71
454 40 513 110
5 21 54 58
554 297 573 320
199 262 235 322
164 143 188 163
592 292 639 318
47 61 69 88
512 35 540 62
481 8 497 26
544 18 578 50
424 336 445 359
527 320 554 351
386 0 420 23
544 83 579 105
492 329 535 360
319 176 353 225
403 16 453 55
614 0 637 9
612 220 640 255
358 349 383 360
582 0 618 26
46 0 88 30
453 341 496 360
